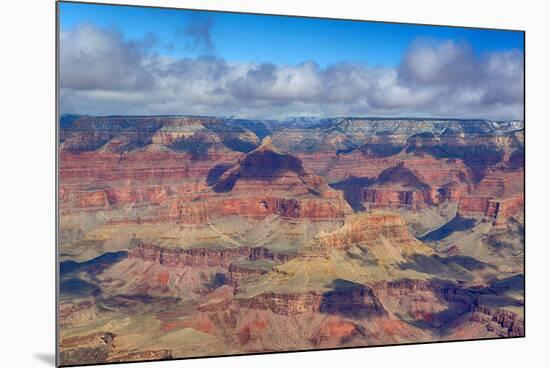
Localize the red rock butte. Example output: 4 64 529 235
58 116 524 365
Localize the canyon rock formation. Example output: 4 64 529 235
59 116 524 365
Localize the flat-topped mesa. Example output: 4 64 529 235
358 164 431 210
60 181 210 214
150 116 220 146
170 195 351 224
457 169 524 226
332 162 471 211
371 279 473 299
65 186 168 210
322 150 475 187
228 262 273 284
128 243 294 268
316 212 428 252
361 188 428 210
237 285 387 317
238 291 323 314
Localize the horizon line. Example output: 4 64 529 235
59 113 524 123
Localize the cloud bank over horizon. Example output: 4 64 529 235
59 22 524 120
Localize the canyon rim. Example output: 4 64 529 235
57 2 525 366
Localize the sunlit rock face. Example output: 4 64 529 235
58 115 524 365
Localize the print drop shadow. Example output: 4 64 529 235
33 353 55 366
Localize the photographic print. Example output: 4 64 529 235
57 1 525 366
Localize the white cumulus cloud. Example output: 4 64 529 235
59 24 524 120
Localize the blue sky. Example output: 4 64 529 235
58 1 524 120
59 2 523 67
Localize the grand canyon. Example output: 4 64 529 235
58 115 524 365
